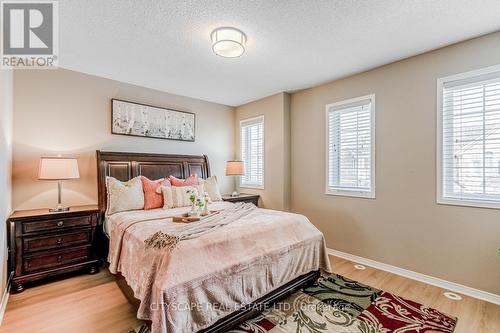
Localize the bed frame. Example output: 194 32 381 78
96 150 319 332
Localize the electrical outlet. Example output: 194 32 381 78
497 248 500 259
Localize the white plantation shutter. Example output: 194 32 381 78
439 68 500 208
240 116 264 188
326 95 375 197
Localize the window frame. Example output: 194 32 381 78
240 115 265 190
325 94 376 199
436 64 500 209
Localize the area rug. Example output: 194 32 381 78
129 274 457 333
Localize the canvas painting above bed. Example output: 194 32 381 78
112 99 196 141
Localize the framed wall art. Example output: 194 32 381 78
111 99 195 141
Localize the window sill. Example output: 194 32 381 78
325 190 375 199
240 184 265 190
437 198 500 210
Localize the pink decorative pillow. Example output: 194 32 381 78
169 174 199 186
141 176 171 210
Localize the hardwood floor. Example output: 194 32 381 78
0 270 142 333
1 256 499 333
331 256 500 333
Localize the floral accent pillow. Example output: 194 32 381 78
141 176 171 210
168 174 199 186
106 176 144 215
162 185 205 209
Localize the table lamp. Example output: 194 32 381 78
226 160 244 197
38 157 80 212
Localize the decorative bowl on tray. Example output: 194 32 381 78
172 211 219 223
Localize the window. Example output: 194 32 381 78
437 65 500 209
240 116 264 188
326 95 375 198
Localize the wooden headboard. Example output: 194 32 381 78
96 150 211 216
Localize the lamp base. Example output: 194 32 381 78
51 181 69 212
49 207 70 212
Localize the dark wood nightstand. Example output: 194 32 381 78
7 205 101 293
221 193 260 206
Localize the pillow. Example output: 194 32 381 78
200 176 222 201
161 186 174 209
169 174 199 186
162 184 205 209
141 176 171 210
106 176 144 215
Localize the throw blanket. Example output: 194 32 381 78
144 203 256 251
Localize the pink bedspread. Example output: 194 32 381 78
107 202 331 333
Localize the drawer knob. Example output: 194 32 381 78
56 221 64 227
57 255 63 263
57 238 63 244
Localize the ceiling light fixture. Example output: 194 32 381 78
210 27 246 58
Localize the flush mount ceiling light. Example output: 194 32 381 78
210 27 246 58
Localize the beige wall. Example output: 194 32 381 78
0 69 13 297
291 31 500 294
235 93 290 210
12 68 235 210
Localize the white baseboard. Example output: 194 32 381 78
0 272 13 326
327 248 500 305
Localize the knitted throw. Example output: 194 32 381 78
144 202 257 251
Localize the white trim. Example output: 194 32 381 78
0 272 13 325
324 189 375 199
240 184 264 190
325 94 376 199
436 64 500 210
239 115 265 189
437 197 500 210
240 115 265 127
327 248 500 305
437 64 500 86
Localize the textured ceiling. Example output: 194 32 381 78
60 0 500 106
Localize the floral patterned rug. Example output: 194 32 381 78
130 274 457 333
229 274 457 333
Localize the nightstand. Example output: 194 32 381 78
221 193 260 206
7 205 100 293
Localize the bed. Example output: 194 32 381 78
96 151 331 333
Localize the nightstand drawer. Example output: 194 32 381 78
23 229 92 252
23 246 90 273
22 216 92 234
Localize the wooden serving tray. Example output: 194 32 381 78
172 211 219 223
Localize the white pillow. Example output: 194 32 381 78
106 176 144 215
160 186 174 209
162 185 205 209
200 176 222 201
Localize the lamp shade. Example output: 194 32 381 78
38 157 80 180
225 160 244 176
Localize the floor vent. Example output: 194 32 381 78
443 292 462 301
